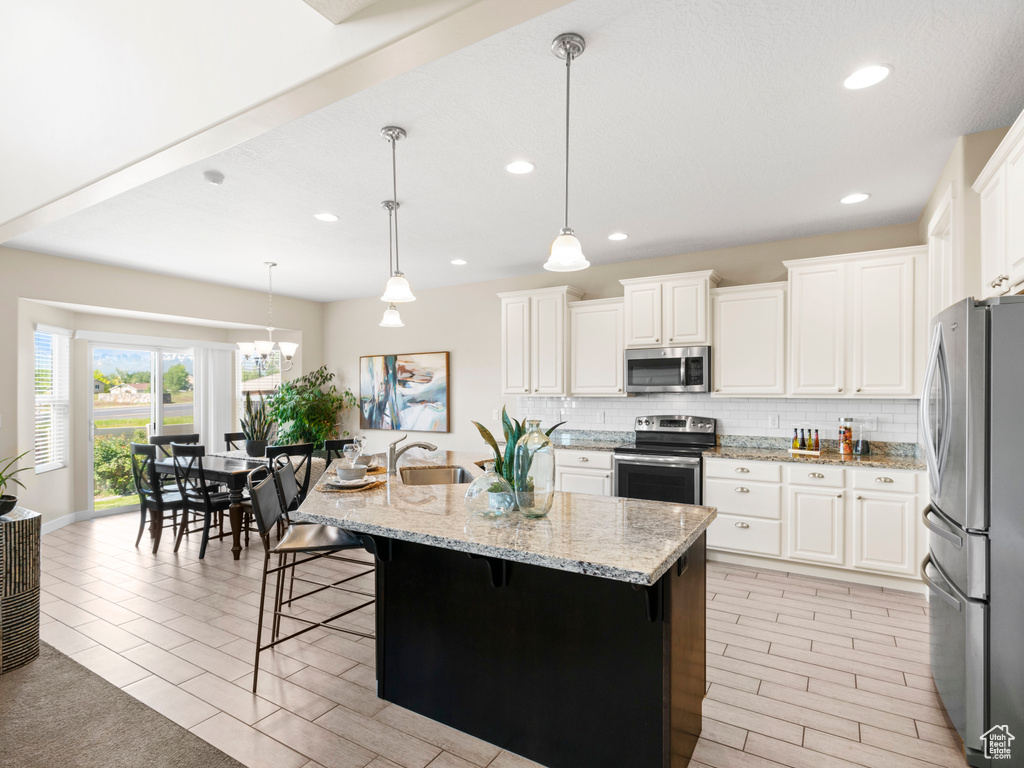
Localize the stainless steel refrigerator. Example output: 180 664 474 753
921 296 1024 767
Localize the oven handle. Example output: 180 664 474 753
612 454 702 467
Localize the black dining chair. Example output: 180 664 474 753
150 433 200 460
323 438 355 470
247 464 375 692
170 443 233 559
224 432 246 451
129 443 184 553
265 443 315 505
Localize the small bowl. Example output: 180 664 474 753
354 454 379 468
335 465 367 482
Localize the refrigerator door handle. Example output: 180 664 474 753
921 555 962 612
920 324 951 496
923 506 963 549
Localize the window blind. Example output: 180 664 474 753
35 328 70 473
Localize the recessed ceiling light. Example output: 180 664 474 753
451 259 467 265
506 160 535 175
202 170 225 185
608 232 628 241
840 193 870 204
843 65 891 90
314 213 338 222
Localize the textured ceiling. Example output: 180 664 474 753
7 0 1024 302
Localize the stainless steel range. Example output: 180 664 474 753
613 415 716 504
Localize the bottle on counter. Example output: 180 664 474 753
799 428 807 450
839 418 854 456
813 429 820 452
792 429 799 450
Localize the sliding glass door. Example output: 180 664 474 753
90 344 195 513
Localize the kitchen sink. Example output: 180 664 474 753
399 466 473 486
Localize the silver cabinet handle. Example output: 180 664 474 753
578 456 589 462
808 472 824 479
734 522 750 529
735 467 750 473
735 487 749 493
999 274 1010 284
875 476 893 484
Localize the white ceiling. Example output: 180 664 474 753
7 0 1024 302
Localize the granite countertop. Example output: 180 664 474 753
703 446 926 472
550 438 632 452
292 450 716 586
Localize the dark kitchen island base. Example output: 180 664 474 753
370 533 706 768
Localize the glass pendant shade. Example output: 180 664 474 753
237 341 256 358
380 273 416 303
380 304 404 328
278 341 298 361
254 339 275 357
544 231 590 272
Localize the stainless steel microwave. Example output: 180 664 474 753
624 346 710 393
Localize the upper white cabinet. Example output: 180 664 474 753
711 283 786 396
975 108 1024 297
785 246 926 398
498 286 584 396
620 270 721 348
570 298 624 396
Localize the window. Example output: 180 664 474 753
35 326 71 473
237 350 281 416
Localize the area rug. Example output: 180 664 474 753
0 641 245 768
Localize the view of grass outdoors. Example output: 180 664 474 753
93 348 194 510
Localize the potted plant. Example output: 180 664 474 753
267 365 357 449
240 391 274 457
0 451 32 515
471 407 564 490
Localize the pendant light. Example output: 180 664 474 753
544 33 589 272
379 200 404 328
380 126 416 302
238 262 297 370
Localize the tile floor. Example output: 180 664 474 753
36 512 968 768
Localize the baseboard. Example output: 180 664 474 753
82 507 133 521
41 507 133 535
41 513 77 535
708 550 927 594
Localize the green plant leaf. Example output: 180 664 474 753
471 421 501 460
544 421 566 437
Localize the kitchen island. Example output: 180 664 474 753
294 452 717 768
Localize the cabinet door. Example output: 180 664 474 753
501 296 531 395
556 467 611 496
852 492 915 576
571 302 624 396
712 287 786 395
531 292 567 395
624 283 662 347
1005 142 1024 289
851 254 916 396
663 276 708 345
789 264 846 395
980 167 1009 298
788 487 845 565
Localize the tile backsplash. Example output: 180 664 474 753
515 394 921 445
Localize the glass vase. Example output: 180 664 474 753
514 420 556 518
464 462 515 518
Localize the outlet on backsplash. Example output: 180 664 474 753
768 414 780 429
864 417 878 432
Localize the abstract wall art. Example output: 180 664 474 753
359 351 450 432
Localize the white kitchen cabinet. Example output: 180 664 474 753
554 449 612 496
711 282 787 396
570 298 624 396
620 270 721 348
975 107 1024 297
852 491 916 576
788 486 845 565
498 286 583 396
785 246 926 398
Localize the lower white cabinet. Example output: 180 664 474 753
788 487 845 565
704 457 924 581
554 449 612 496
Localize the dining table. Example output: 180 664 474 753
154 454 262 560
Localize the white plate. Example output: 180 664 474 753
325 477 375 489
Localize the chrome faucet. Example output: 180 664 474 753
387 434 438 475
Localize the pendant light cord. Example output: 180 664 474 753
391 136 401 275
266 262 274 335
387 204 394 277
563 50 572 230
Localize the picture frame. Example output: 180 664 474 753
358 351 450 433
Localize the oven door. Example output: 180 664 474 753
624 347 709 393
613 454 701 504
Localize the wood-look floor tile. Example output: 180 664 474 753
810 612 930 644
425 752 477 768
276 640 360 676
915 721 964 749
122 642 205 684
707 639 727 655
312 632 376 666
857 610 929 630
718 575 787 597
803 729 946 768
256 709 377 768
769 643 905 685
743 732 866 768
709 593 789 621
852 638 929 664
808 641 932 678
120 616 193 650
757 681 918 737
170 640 253 681
717 617 814 650
855 675 945 709
806 680 951 727
905 672 939 692
486 751 547 768
701 694 804 745
690 738 790 768
707 625 772 654
706 663 761 693
76 596 141 625
860 724 969 768
70 644 150 688
287 665 388 717
123 674 219 729
118 594 185 623
40 598 97 627
181 672 281 725
708 682 859 740
707 608 741 624
159 593 224 621
774 614 892 646
707 650 809 691
373 705 499 767
40 619 99 655
46 565 99 586
191 712 309 768
238 669 337 721
165 614 240 647
315 704 442 768
699 717 748 750
341 663 376 691
74 618 147 653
